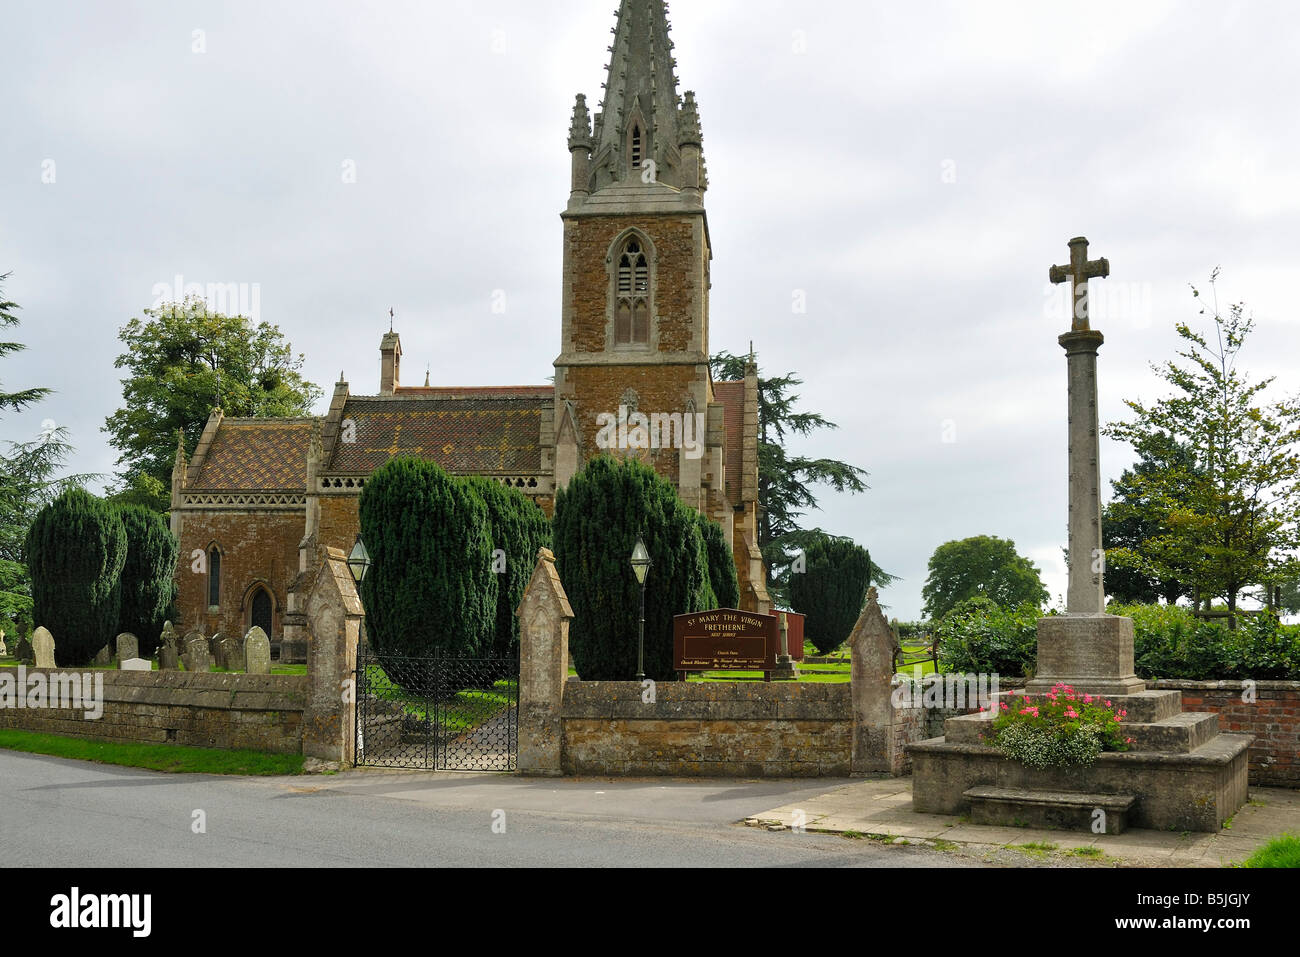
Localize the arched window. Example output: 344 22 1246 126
614 237 650 345
207 547 221 608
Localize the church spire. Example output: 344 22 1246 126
577 0 698 193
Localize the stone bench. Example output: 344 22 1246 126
964 785 1136 835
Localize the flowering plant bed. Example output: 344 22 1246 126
981 682 1133 768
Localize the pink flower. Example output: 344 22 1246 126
1105 700 1112 707
1083 694 1093 703
1000 702 1009 711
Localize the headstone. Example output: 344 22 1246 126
14 636 34 665
244 627 271 675
31 626 56 669
218 635 243 672
158 621 180 670
120 658 152 672
181 631 211 673
116 632 139 665
93 644 112 666
207 632 224 658
0 635 7 657
849 588 902 775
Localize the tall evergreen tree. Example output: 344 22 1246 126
788 533 872 654
115 505 179 656
553 456 712 681
464 476 553 660
0 426 98 634
358 459 497 662
26 488 127 665
697 513 740 610
0 273 51 417
709 351 890 603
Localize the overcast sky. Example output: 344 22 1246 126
3 0 1299 621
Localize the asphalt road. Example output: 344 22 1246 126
0 750 977 868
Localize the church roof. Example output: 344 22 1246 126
328 388 553 476
712 380 745 507
190 419 315 491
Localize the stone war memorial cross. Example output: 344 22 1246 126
1029 236 1143 695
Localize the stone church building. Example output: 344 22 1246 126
168 0 771 651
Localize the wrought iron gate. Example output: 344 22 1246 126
354 648 518 771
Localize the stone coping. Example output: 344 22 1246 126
1151 678 1300 691
909 731 1254 768
562 680 849 721
7 668 308 711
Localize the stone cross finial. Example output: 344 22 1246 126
1049 236 1109 332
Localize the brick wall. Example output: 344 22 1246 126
560 681 851 776
176 510 302 639
1152 679 1300 788
0 669 308 754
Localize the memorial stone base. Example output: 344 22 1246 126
909 617 1253 833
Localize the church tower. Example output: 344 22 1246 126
554 1 769 612
554 0 713 496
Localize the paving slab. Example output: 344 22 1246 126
746 775 1299 868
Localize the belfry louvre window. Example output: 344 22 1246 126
631 125 643 171
615 237 650 345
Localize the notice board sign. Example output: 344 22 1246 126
673 609 779 671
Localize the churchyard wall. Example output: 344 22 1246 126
560 681 853 776
0 670 308 753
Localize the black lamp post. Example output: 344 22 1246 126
630 537 652 681
347 534 371 584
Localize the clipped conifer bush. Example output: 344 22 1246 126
464 476 553 660
115 504 179 657
358 459 497 668
697 512 740 610
25 488 128 666
788 533 872 654
553 456 712 681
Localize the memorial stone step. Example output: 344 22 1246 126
964 785 1135 834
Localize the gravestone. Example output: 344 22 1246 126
158 621 180 670
207 632 224 659
116 632 139 665
244 627 271 675
0 634 7 657
31 626 56 669
93 645 112 666
120 658 152 672
181 632 211 673
849 588 902 775
218 635 243 672
14 636 33 665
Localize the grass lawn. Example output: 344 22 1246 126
1241 833 1300 868
0 728 303 775
362 664 517 733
